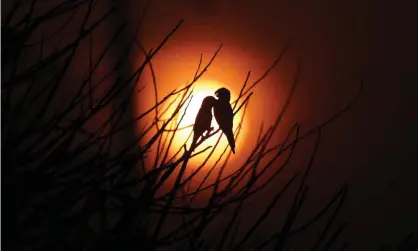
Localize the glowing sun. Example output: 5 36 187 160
169 80 244 164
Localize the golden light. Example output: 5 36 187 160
131 41 280 191
166 80 245 166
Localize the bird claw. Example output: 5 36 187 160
204 127 214 137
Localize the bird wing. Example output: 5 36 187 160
214 102 233 132
214 102 235 153
194 110 212 133
192 109 212 148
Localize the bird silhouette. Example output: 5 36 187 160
191 96 217 150
214 87 235 154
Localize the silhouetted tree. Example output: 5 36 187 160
1 1 415 251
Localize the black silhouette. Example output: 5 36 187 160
214 87 236 154
191 96 216 150
4 2 415 250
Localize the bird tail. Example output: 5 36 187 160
225 132 236 154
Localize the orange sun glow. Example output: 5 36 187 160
167 80 244 166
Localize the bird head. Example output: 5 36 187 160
214 87 231 102
201 96 216 109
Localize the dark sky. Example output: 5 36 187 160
4 0 417 249
132 0 418 248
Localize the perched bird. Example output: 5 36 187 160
191 96 217 150
214 87 236 154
